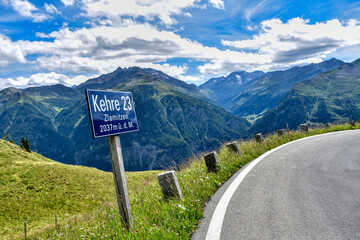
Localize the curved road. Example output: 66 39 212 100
193 130 360 240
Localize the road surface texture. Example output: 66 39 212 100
192 130 360 240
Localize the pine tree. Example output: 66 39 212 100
20 138 25 150
25 139 31 153
20 137 31 153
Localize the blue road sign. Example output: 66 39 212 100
85 89 139 138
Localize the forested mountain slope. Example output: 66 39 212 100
250 59 360 134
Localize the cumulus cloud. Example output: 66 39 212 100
15 22 195 78
0 72 91 89
19 24 185 69
0 34 26 67
17 22 268 78
1 0 49 22
3 17 360 88
197 52 271 75
222 18 360 66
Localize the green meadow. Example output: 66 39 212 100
0 123 359 239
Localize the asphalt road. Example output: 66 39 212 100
192 130 360 240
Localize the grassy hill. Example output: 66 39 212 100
0 139 129 239
1 124 359 239
0 139 109 238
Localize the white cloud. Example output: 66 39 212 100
75 0 224 25
2 0 36 17
0 34 26 67
1 0 49 22
44 3 59 14
3 17 360 88
222 18 360 64
180 75 202 83
17 22 268 78
209 0 225 10
61 0 75 6
77 0 200 25
0 72 91 89
184 12 193 17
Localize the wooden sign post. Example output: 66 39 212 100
85 89 139 230
108 135 133 229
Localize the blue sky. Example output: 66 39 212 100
0 0 360 89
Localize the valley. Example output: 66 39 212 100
0 68 249 171
0 58 359 172
201 58 344 122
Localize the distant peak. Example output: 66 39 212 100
351 58 360 66
229 71 247 75
324 58 344 64
2 87 21 93
0 87 24 101
126 66 141 71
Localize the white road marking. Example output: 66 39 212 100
205 130 359 240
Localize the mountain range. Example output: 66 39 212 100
0 67 249 171
200 70 265 105
201 58 344 122
1 58 359 171
250 59 360 134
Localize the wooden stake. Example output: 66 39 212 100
24 221 27 239
108 135 133 230
55 214 58 231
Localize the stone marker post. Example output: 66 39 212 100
204 152 220 173
254 133 264 143
226 141 242 154
277 129 285 136
300 124 308 132
157 171 183 200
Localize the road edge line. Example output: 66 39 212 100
205 130 359 240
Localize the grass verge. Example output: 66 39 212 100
2 123 359 239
